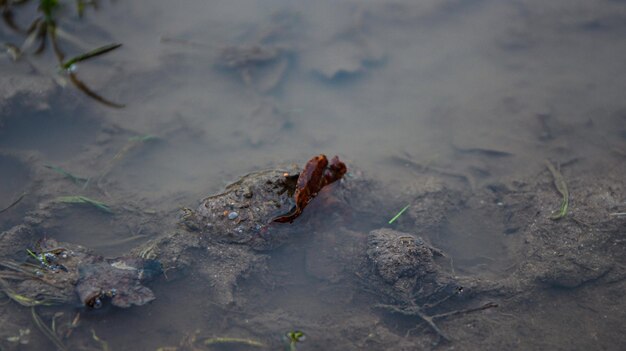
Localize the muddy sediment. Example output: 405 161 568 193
0 149 624 349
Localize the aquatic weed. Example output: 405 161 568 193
1 0 124 107
203 336 265 348
44 164 88 185
31 306 68 351
155 330 264 351
0 278 64 306
55 195 113 213
91 328 111 351
286 330 305 351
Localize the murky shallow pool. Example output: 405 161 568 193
1 1 625 350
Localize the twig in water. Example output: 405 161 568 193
545 160 569 220
376 298 497 345
31 306 68 351
0 192 26 214
430 302 498 320
92 234 148 248
375 303 449 344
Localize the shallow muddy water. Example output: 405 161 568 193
1 1 625 350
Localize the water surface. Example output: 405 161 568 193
1 0 625 350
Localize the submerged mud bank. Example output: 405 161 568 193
0 148 624 350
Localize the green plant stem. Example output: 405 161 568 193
388 204 410 224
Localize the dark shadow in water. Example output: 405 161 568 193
0 154 31 230
0 155 29 201
45 208 136 257
435 207 518 280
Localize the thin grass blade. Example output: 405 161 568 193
31 307 68 351
388 204 410 224
68 72 125 108
203 337 265 347
61 43 121 69
56 195 113 213
44 164 88 184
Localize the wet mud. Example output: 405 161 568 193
0 149 624 350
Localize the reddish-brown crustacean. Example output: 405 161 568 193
273 154 347 223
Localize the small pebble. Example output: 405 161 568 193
93 298 102 309
228 211 239 220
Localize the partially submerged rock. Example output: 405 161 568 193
3 150 622 351
0 235 160 309
76 256 161 308
361 228 505 344
136 156 348 302
190 167 301 250
364 228 459 304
